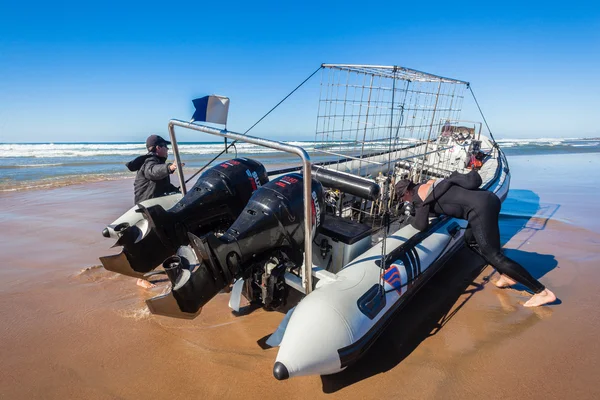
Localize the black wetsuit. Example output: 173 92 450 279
410 170 545 294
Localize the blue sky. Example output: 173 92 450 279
0 1 598 143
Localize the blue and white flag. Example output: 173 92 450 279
191 95 230 125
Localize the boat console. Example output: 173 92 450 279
313 215 373 274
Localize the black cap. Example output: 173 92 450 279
394 179 413 198
146 135 171 149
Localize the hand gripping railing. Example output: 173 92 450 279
168 119 315 293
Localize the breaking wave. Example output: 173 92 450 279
1 137 598 192
0 139 421 159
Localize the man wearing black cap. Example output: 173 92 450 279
126 134 183 204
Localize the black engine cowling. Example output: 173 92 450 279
169 173 325 313
103 158 268 275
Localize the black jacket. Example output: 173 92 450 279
410 170 482 231
126 153 178 204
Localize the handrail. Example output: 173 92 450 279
167 119 315 293
167 125 187 195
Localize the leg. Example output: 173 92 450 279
463 224 477 248
469 195 555 306
465 222 516 288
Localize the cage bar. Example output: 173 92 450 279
315 64 469 180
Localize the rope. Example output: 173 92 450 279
468 84 509 173
468 85 498 145
184 65 323 184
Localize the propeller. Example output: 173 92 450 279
145 246 205 320
145 286 202 320
228 278 245 312
135 204 168 245
99 251 145 279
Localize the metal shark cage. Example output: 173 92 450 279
315 65 470 175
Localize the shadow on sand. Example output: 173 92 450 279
321 189 560 393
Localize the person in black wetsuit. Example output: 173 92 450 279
395 170 556 307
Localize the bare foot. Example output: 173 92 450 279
136 278 156 289
494 274 517 288
524 289 557 307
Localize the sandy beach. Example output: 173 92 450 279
1 162 600 399
2 1 598 397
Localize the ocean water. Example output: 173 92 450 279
1 137 599 193
500 151 600 234
0 139 420 192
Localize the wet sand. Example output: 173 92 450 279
1 178 599 399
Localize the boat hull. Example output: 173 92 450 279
273 217 467 378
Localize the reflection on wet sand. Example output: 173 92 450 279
1 179 600 399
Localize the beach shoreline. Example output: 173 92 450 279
1 157 600 399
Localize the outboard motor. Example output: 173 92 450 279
100 158 268 277
150 173 325 316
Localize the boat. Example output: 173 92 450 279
99 64 509 379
